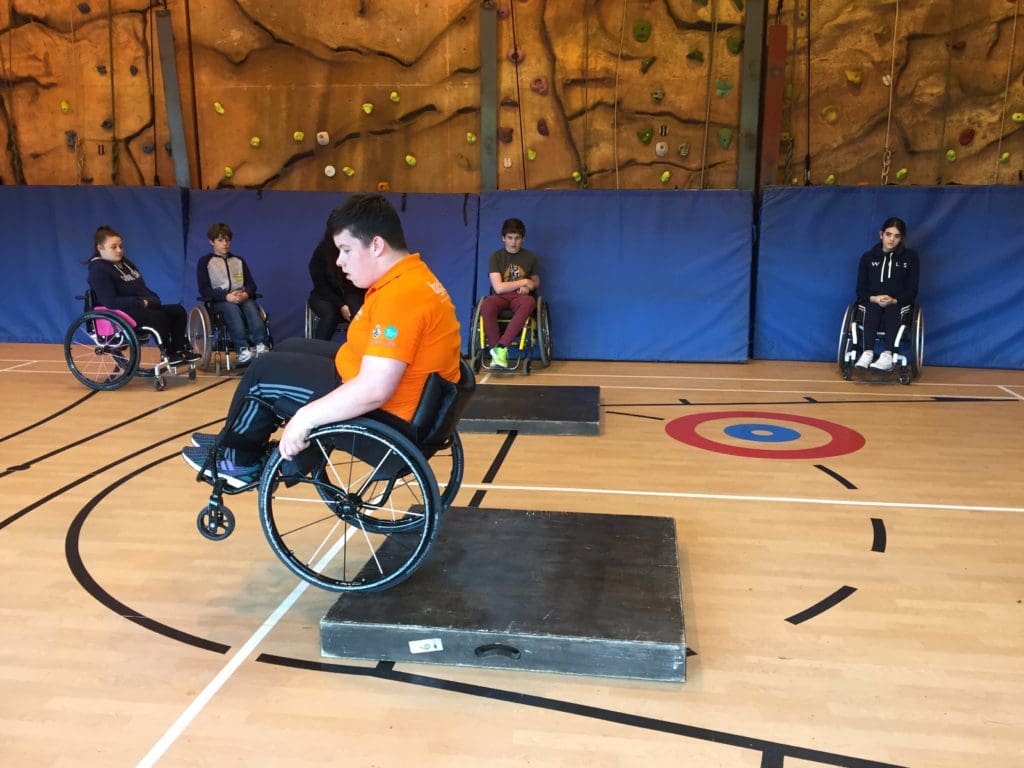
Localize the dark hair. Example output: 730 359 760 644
207 222 233 241
93 225 121 254
501 217 526 238
880 217 907 236
326 193 407 251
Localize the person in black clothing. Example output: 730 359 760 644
87 225 199 364
307 230 365 341
854 216 920 372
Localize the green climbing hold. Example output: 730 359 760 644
715 79 733 98
825 174 837 185
1000 151 1011 163
895 167 909 181
686 49 705 64
821 105 839 125
637 126 654 145
727 36 743 55
945 149 957 162
678 143 690 158
651 89 665 103
730 0 744 11
717 127 733 149
640 57 657 74
633 21 651 43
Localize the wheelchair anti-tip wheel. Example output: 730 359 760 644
64 310 141 391
197 504 236 541
257 417 442 592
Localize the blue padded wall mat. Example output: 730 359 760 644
0 186 186 343
186 191 479 344
478 189 753 361
755 186 1024 369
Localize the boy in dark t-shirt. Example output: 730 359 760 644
480 217 540 368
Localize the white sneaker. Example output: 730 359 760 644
236 347 254 365
255 342 270 355
869 351 894 371
855 350 874 369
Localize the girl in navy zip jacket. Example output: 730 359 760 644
854 216 920 371
87 225 199 364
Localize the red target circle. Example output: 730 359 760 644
665 411 865 459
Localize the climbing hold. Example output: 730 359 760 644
316 131 330 145
537 118 549 136
715 79 733 97
324 165 336 177
874 26 892 45
498 127 514 143
389 91 400 103
945 149 957 162
571 170 583 183
1012 112 1024 123
527 148 537 160
404 154 417 166
790 176 800 185
77 3 90 12
129 65 138 76
717 127 733 149
530 77 549 95
640 57 657 74
1000 151 1011 164
655 141 668 158
466 131 478 144
292 130 305 143
694 0 708 5
958 128 975 146
60 99 71 114
825 174 837 185
651 89 665 103
820 105 839 125
950 40 967 52
224 166 234 178
678 143 690 158
633 21 651 43
730 0 744 11
342 166 355 177
361 102 373 115
500 96 518 107
165 142 172 155
780 131 793 143
497 6 509 20
502 157 512 169
249 136 261 147
660 171 672 184
726 36 743 55
101 118 113 130
845 69 862 85
637 126 654 145
142 141 154 154
508 46 525 64
377 181 390 191
64 130 77 148
895 167 908 181
213 101 225 114
686 49 704 64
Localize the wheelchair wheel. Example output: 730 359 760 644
304 302 316 340
258 417 441 592
187 305 214 371
836 302 857 380
63 310 140 390
426 431 465 510
535 296 552 368
908 306 924 380
468 298 485 372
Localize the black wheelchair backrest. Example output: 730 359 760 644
410 359 476 447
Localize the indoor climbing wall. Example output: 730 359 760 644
776 0 1024 186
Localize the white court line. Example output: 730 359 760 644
539 370 1024 389
998 385 1024 401
136 529 356 768
0 360 36 372
461 482 1024 515
598 383 1007 400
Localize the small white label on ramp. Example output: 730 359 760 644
408 637 444 654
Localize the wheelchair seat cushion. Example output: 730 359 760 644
93 306 138 335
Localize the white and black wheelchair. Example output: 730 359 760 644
837 301 924 385
191 359 476 592
64 290 196 391
186 298 272 375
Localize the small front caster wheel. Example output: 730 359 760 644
197 505 236 541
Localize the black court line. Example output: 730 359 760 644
0 378 231 478
256 654 905 768
604 410 665 421
0 390 98 444
65 451 231 653
871 519 887 553
786 586 858 625
815 464 857 489
0 418 223 531
466 430 518 508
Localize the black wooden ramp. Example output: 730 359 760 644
457 384 601 435
320 506 686 681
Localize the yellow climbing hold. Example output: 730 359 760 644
571 170 583 183
292 130 305 143
342 166 355 177
466 131 478 144
249 136 261 147
527 148 537 161
660 171 672 184
362 102 374 115
845 69 862 85
825 174 837 185
404 154 417 167
1012 112 1024 123
60 99 71 114
999 151 1011 163
213 101 225 114
895 167 908 181
820 105 839 125
945 149 957 162
223 166 234 178
389 91 400 103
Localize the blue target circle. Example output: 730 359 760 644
723 423 801 443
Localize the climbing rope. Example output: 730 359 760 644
106 0 120 184
780 0 798 184
803 0 811 183
1 0 25 182
69 0 85 184
698 0 719 189
612 0 627 189
934 20 955 185
880 0 900 185
993 0 1021 183
507 1 528 189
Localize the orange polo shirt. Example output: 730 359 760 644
335 253 462 421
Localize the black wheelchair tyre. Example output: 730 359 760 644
837 302 856 375
536 296 552 368
468 298 485 372
64 310 141 391
908 306 924 379
258 417 442 592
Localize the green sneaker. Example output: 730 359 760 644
489 346 508 368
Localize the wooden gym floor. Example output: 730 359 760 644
1 341 1022 768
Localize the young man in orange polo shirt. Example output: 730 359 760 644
183 193 462 487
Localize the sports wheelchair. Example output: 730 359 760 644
192 359 476 593
468 295 551 374
837 301 924 385
187 298 271 374
64 290 196 391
